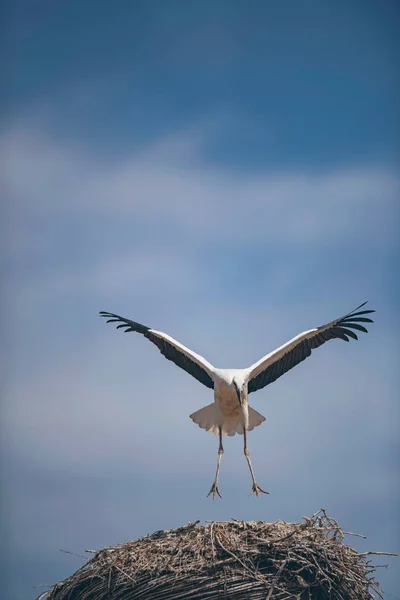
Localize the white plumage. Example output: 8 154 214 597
100 302 374 498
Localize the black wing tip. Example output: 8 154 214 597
99 311 151 334
350 301 376 315
335 301 376 340
342 302 376 325
99 311 121 324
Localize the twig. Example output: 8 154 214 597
266 559 288 600
214 530 260 580
342 530 367 539
210 522 216 562
114 564 136 583
59 549 88 560
359 552 400 557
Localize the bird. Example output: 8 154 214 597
99 302 374 499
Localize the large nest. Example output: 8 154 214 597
39 510 391 600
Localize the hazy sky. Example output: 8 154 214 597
2 1 399 598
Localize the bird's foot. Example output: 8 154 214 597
249 482 269 497
207 480 222 500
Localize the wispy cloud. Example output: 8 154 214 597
4 122 399 314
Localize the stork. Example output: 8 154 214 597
100 302 374 499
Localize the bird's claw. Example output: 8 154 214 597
249 482 269 497
207 481 222 500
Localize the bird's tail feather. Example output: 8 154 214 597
189 404 266 437
189 403 219 433
248 406 266 432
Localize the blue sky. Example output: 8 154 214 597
2 1 399 599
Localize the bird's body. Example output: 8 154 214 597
100 302 375 498
190 370 265 436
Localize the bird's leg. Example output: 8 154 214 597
243 429 269 497
207 426 224 500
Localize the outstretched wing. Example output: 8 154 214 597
100 312 215 389
247 302 375 394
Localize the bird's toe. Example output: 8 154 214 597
249 482 269 497
207 482 222 500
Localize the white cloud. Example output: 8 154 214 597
3 121 399 358
4 123 399 248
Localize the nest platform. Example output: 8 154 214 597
40 510 389 600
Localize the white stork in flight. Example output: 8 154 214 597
100 302 374 499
